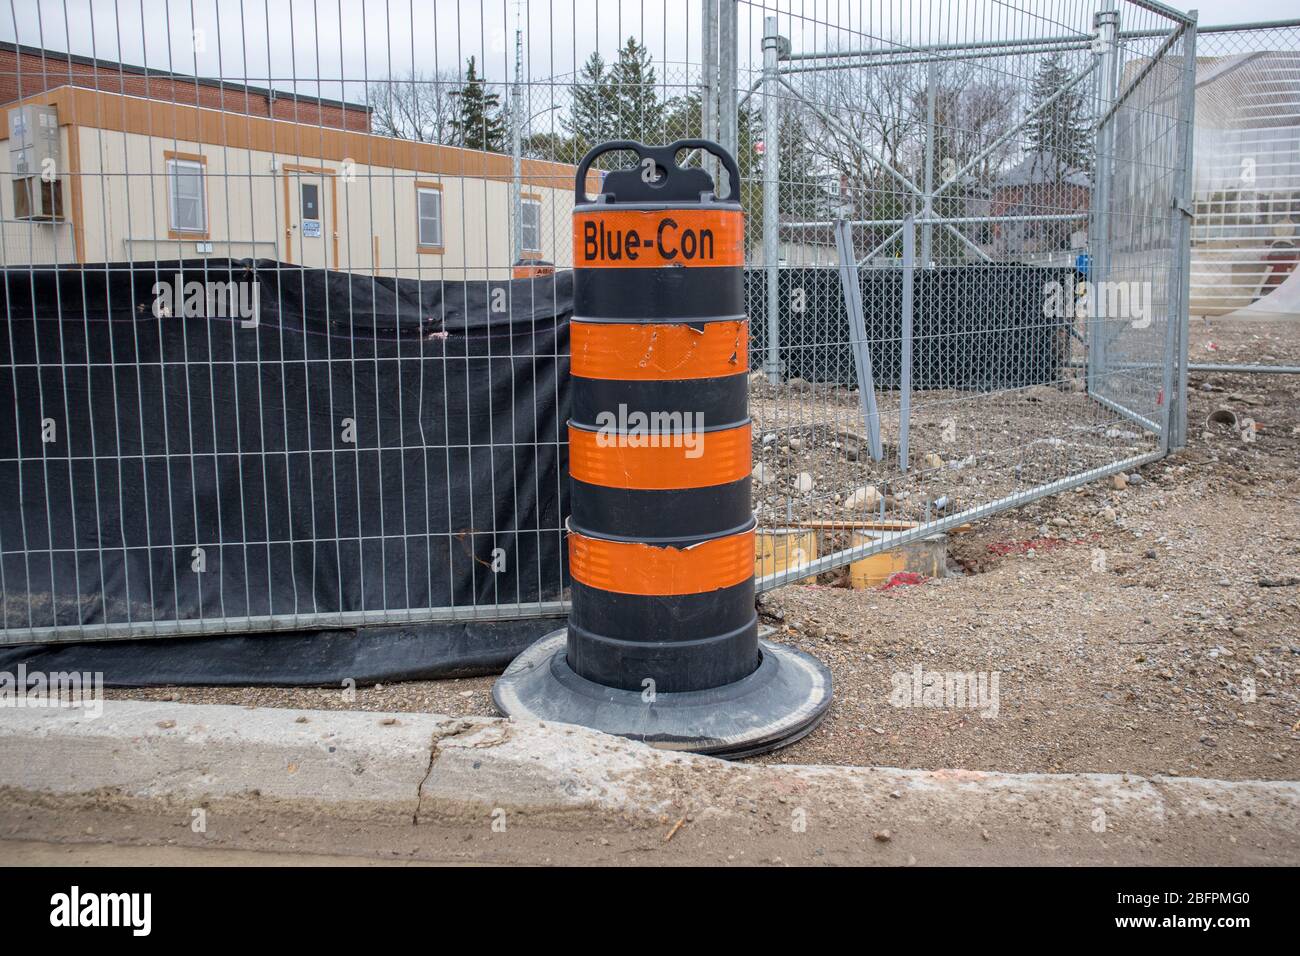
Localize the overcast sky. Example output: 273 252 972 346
2 0 1295 108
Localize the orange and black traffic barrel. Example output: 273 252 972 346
566 139 755 693
493 141 830 758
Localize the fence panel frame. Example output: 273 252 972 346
0 0 1201 642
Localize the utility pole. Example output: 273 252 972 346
762 16 783 383
511 22 524 265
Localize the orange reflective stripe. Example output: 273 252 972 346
574 208 744 268
569 526 754 595
572 321 748 381
568 423 751 490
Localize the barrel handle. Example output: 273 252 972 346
574 139 742 203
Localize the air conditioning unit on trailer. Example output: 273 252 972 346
9 103 64 221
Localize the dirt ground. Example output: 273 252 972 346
107 320 1300 781
1190 312 1300 368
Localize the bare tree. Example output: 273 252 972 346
954 79 1021 184
895 62 1022 256
858 60 925 180
786 50 1022 188
796 55 925 218
901 62 1020 186
775 49 1023 258
367 69 460 143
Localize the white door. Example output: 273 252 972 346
284 167 332 268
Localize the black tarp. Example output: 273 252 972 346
0 260 1071 685
0 260 572 648
746 265 1076 389
0 617 560 686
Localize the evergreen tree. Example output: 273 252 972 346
607 37 667 143
523 130 583 165
661 90 760 190
563 52 619 158
563 39 666 166
778 109 825 219
449 56 506 152
662 90 704 153
1023 52 1093 177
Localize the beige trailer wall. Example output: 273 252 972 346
2 88 579 278
68 126 573 278
0 122 77 265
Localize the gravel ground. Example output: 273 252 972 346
1190 313 1300 368
108 319 1300 780
745 360 1155 529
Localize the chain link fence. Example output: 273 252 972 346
741 0 1194 589
0 0 1195 644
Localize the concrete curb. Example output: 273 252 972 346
2 700 1298 861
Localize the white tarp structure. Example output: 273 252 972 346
1188 49 1300 318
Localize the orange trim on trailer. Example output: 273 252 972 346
573 208 744 268
568 422 751 490
0 86 601 194
571 320 748 381
568 526 755 595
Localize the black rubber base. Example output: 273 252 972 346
491 628 832 759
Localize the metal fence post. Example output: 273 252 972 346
762 15 782 383
719 0 738 195
701 0 718 184
833 219 884 462
510 27 524 265
1088 0 1120 398
920 62 937 267
900 215 915 471
1168 13 1198 450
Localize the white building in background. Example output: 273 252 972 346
1 45 586 279
1189 48 1300 317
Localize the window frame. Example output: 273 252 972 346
520 194 543 254
300 181 321 223
415 181 444 253
165 151 209 239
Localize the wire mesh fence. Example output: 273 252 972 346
0 0 1194 644
1183 20 1300 375
742 0 1192 588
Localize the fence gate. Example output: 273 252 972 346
1087 6 1197 447
1 0 1196 645
738 0 1195 589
